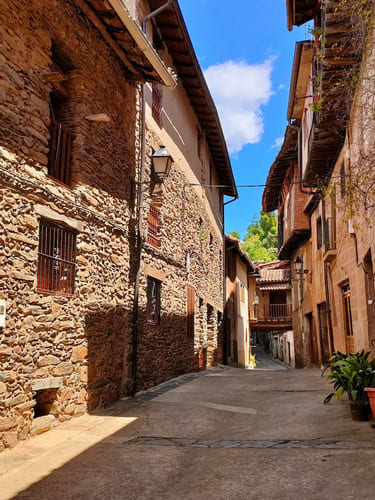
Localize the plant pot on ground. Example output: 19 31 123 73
364 387 375 419
324 350 375 421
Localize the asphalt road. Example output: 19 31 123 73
1 349 375 500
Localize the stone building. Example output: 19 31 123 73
262 0 375 366
0 0 236 450
224 235 257 368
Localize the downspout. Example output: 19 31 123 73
130 84 147 395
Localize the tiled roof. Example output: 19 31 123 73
256 261 291 284
258 269 291 283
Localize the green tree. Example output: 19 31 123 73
229 230 240 240
242 211 278 264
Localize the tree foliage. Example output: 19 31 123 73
229 230 240 240
241 211 278 264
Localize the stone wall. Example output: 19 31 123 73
0 0 226 450
0 0 136 450
134 128 224 391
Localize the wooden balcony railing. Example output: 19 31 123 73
263 304 292 322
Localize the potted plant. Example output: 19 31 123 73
324 350 375 421
364 387 375 419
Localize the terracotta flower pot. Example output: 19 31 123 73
365 388 375 419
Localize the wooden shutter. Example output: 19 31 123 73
187 285 195 337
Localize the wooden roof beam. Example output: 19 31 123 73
75 0 139 77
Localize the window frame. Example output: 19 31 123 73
37 219 77 296
146 276 161 325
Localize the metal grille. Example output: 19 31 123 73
47 118 73 185
152 84 162 127
37 220 77 296
147 205 160 248
146 277 161 324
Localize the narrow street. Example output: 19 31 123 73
1 349 374 500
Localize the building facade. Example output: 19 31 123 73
263 0 375 367
0 0 236 450
251 261 294 367
224 235 257 368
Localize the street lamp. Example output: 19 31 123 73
151 145 173 184
252 293 259 320
294 256 303 275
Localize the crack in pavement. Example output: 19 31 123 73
125 436 375 450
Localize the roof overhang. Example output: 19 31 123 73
287 41 314 121
258 283 291 291
76 0 177 87
278 229 310 260
225 235 256 273
262 125 298 213
149 0 237 197
302 1 365 186
286 0 318 31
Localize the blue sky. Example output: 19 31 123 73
178 0 309 239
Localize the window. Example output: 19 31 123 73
37 220 76 295
209 233 214 261
187 285 195 338
342 283 354 353
316 217 322 249
152 84 162 127
146 277 161 324
48 61 73 185
147 204 160 248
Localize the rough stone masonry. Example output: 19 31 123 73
0 0 224 450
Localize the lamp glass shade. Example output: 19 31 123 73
253 294 260 305
151 145 173 182
294 256 303 274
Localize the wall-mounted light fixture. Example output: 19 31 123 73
294 256 303 275
151 145 173 184
252 293 259 320
131 145 173 202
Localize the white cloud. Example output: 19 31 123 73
270 136 284 150
203 58 275 154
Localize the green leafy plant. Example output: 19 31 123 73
324 350 375 408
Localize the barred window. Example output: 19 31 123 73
152 84 162 127
37 220 77 295
147 204 160 248
146 277 161 324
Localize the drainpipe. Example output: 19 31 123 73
107 0 176 89
130 84 147 395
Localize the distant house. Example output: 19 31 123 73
251 261 294 367
224 235 257 368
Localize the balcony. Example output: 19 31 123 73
254 304 292 329
264 304 292 322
